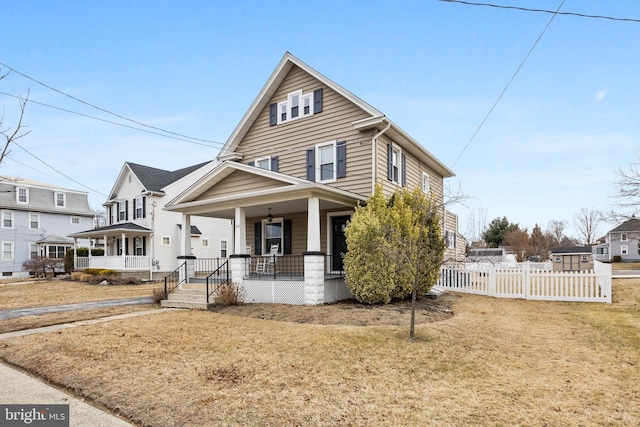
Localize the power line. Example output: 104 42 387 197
0 90 223 148
439 0 640 23
11 140 108 197
450 0 565 169
0 60 222 145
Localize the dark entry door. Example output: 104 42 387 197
331 215 350 271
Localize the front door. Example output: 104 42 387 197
331 215 350 271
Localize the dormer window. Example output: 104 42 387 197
17 187 28 204
269 88 323 126
55 192 66 208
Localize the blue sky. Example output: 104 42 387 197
1 0 639 241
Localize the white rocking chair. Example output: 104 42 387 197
256 244 279 274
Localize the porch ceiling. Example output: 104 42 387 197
166 183 365 220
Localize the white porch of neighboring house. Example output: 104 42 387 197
68 223 154 279
163 162 364 305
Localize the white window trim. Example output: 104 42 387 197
316 140 337 184
134 196 144 219
255 156 272 170
118 200 126 221
219 239 228 258
621 245 628 255
276 89 314 125
201 238 209 248
54 192 66 208
29 242 38 260
422 172 430 194
581 255 589 262
161 236 171 246
29 213 40 230
17 187 29 204
1 210 13 229
555 256 561 263
134 237 144 256
70 216 81 225
391 144 402 185
2 241 14 260
261 217 284 256
621 233 628 242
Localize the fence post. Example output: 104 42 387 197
522 264 530 300
488 265 496 297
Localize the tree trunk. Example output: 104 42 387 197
409 284 417 341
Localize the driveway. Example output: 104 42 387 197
0 297 154 320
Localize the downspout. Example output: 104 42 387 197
371 119 391 194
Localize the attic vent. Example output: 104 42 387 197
128 174 132 183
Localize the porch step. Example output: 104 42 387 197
160 280 220 310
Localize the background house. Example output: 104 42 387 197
593 216 640 263
70 161 233 280
0 177 94 278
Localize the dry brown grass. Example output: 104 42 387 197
612 261 640 270
0 279 157 310
0 281 639 426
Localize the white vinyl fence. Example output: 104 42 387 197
437 261 612 303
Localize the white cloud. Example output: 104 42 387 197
595 88 608 102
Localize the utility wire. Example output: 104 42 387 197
0 61 221 145
439 0 640 23
0 91 223 148
11 140 108 197
450 0 565 169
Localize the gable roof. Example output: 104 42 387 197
609 217 640 233
68 222 153 238
217 52 454 178
550 246 592 254
108 161 212 201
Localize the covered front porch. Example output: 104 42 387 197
69 223 154 279
164 161 365 305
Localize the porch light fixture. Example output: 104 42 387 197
267 208 273 223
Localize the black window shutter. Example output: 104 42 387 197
284 219 292 254
453 233 457 249
445 231 449 247
254 222 262 255
387 144 393 181
313 88 323 114
143 236 146 255
269 103 277 126
125 237 129 255
336 141 346 178
271 156 279 172
125 200 129 221
306 148 315 181
401 153 407 186
108 206 112 225
248 161 255 167
132 198 137 219
142 196 146 219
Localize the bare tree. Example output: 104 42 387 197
613 156 640 220
503 229 530 262
464 207 488 246
574 207 603 245
0 71 30 164
546 220 568 247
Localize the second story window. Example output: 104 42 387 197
133 196 145 219
387 143 406 186
2 211 13 228
71 217 80 225
270 88 322 126
422 172 430 194
318 142 336 182
118 201 127 221
250 156 279 172
29 213 40 229
17 187 28 204
55 192 66 208
306 140 346 182
621 233 628 242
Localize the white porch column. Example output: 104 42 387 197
234 207 246 255
73 238 77 270
121 232 126 264
181 213 191 256
307 196 321 252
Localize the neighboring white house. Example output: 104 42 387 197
69 161 233 279
593 215 640 263
0 177 94 278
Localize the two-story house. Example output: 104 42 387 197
0 177 94 278
162 52 460 305
593 216 640 262
69 161 233 280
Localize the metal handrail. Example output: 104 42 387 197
206 260 229 303
164 262 186 299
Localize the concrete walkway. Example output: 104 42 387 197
0 306 175 426
0 297 154 320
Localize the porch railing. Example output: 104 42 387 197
194 257 228 277
75 255 150 270
164 262 186 299
242 254 345 280
206 260 229 303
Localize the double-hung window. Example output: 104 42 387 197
29 213 39 229
621 245 628 255
55 192 66 208
134 196 145 219
392 147 401 184
219 239 228 258
317 141 337 183
263 219 283 255
387 143 406 186
118 201 127 221
621 233 628 242
17 187 28 204
273 89 318 125
134 237 145 256
422 172 430 193
2 211 13 228
2 242 13 260
29 243 38 259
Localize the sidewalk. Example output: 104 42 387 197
0 308 175 426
